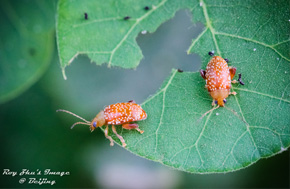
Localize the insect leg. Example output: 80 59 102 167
200 69 206 79
211 99 216 106
238 73 245 85
112 125 127 147
122 123 144 134
104 125 114 146
229 91 237 95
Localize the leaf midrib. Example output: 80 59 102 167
200 0 260 165
108 0 168 67
187 1 290 62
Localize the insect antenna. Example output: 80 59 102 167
196 105 220 124
70 122 91 129
56 109 91 129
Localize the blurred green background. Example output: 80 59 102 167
0 1 289 188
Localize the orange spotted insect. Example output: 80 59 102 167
200 52 244 107
57 100 147 147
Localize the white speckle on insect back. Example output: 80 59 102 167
141 30 147 34
104 102 147 125
253 48 256 51
205 56 231 92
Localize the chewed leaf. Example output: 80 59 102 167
57 0 290 172
103 0 290 173
112 69 289 173
56 0 196 79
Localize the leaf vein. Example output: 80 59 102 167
234 94 260 158
154 70 178 152
272 39 290 47
249 125 289 148
200 0 221 55
108 0 168 67
220 130 247 168
232 87 290 103
187 27 209 54
215 32 290 62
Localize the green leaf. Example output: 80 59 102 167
0 0 55 104
56 0 196 79
57 0 289 172
104 0 290 173
112 68 290 173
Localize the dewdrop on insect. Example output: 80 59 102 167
57 101 147 147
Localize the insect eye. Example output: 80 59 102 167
223 99 227 103
215 100 218 104
93 122 97 128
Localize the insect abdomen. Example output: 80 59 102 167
104 103 147 125
205 56 231 92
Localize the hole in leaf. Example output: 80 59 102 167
51 10 205 111
137 10 204 73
